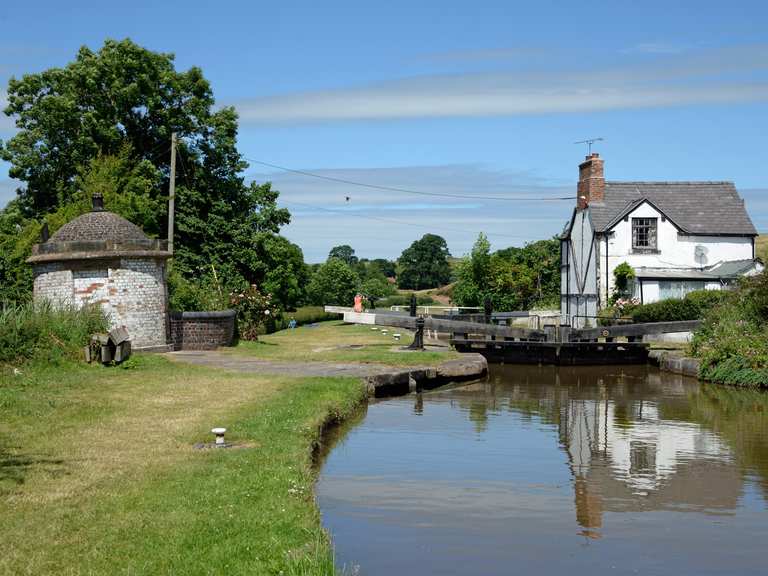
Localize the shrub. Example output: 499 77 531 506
273 306 337 331
690 272 768 387
167 268 229 312
0 302 108 364
377 294 436 308
229 285 278 341
628 289 729 323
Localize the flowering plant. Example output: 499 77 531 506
229 284 278 340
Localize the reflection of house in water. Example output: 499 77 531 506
452 366 744 538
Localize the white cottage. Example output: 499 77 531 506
560 153 761 326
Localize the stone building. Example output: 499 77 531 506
27 194 171 350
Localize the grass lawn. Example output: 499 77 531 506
232 320 459 367
0 354 365 575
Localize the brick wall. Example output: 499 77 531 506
33 257 168 349
169 310 237 350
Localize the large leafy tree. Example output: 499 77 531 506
0 39 297 306
397 234 452 290
307 259 359 306
327 244 358 266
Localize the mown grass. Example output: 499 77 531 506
0 354 365 575
233 320 459 367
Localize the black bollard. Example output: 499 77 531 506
483 296 493 324
409 293 417 317
407 316 425 350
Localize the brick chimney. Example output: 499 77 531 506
577 153 605 209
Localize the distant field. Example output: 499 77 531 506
757 235 768 262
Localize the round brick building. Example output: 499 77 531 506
28 194 171 350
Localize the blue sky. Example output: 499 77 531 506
1 0 767 261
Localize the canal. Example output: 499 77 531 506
317 365 768 575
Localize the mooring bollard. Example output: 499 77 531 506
407 316 425 350
212 427 227 447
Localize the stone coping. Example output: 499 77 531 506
169 310 237 320
27 239 170 263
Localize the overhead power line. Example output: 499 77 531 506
282 199 535 240
246 158 575 202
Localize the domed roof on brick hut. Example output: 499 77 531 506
51 209 150 243
27 194 170 264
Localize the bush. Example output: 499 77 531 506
377 293 436 308
0 302 108 364
273 306 337 331
690 273 768 387
167 269 229 312
629 289 729 323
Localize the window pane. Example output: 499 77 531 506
632 218 657 250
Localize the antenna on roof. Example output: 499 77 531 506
574 137 604 155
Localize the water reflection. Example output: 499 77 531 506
318 365 768 575
483 367 743 538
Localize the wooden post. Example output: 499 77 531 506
167 132 177 254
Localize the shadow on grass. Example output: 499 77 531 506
0 447 67 493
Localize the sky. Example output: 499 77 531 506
1 0 767 261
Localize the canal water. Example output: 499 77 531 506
316 365 768 575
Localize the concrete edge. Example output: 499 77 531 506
362 353 488 398
648 349 700 378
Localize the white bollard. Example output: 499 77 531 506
212 427 227 446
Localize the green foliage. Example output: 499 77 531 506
376 293 436 308
453 234 560 311
630 289 729 323
369 258 396 278
691 273 768 387
307 258 359 306
611 262 635 302
327 244 358 266
397 234 452 290
229 285 278 341
360 277 396 302
166 267 229 312
273 306 337 330
0 302 107 364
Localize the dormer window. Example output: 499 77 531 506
632 217 658 252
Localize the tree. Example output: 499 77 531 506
307 259 359 306
327 245 358 266
370 258 396 278
0 39 300 309
397 234 452 290
453 233 559 311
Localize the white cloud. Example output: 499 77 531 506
234 45 768 124
253 163 574 261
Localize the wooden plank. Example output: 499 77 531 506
570 320 702 341
108 326 130 345
374 314 546 341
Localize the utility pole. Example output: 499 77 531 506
167 132 177 254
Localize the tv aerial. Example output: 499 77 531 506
575 137 604 155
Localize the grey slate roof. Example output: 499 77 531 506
50 211 150 243
634 259 760 280
588 181 757 235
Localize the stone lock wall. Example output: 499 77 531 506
33 257 168 349
168 310 237 350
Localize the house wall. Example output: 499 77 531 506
33 257 168 349
561 210 599 327
600 202 753 304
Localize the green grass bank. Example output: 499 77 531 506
0 354 366 575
